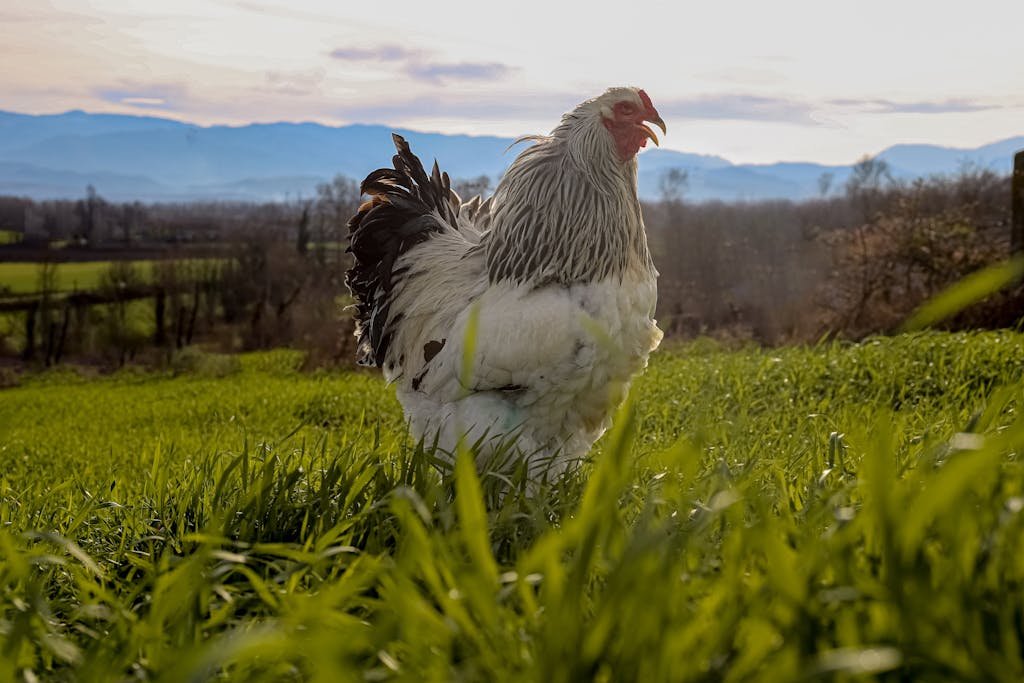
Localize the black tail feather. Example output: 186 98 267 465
346 134 458 367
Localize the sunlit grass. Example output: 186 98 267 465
1 334 1024 680
0 259 221 295
0 261 140 294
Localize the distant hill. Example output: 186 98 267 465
0 109 1020 203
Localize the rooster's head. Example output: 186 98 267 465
585 87 666 162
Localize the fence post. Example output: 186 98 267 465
1013 150 1024 254
175 305 186 349
186 282 200 345
54 305 70 364
22 301 38 361
154 288 166 347
45 321 56 367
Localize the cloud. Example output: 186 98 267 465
656 94 814 123
331 91 808 128
648 94 1004 126
650 94 1003 124
329 45 421 62
96 82 188 109
829 98 999 114
120 97 166 107
331 92 579 124
695 66 787 86
0 9 41 22
328 43 514 84
230 1 332 22
406 62 514 83
0 6 95 23
264 69 325 96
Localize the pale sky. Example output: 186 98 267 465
2 0 1022 164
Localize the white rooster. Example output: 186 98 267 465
346 87 665 475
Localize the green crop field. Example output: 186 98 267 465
2 333 1024 681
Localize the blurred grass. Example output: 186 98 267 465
0 261 148 294
1 334 1024 680
0 259 220 294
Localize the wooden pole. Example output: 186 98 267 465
186 283 200 345
154 288 166 347
22 301 37 361
54 305 70 364
45 321 56 367
1013 150 1024 254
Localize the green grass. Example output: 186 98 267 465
2 333 1024 681
0 261 147 294
0 259 219 295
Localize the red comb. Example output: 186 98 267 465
637 89 656 113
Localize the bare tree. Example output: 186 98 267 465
74 185 107 245
315 176 359 236
817 172 835 198
118 201 145 245
659 168 689 205
453 175 492 201
296 201 312 255
845 156 893 221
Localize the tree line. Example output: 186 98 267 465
0 160 1021 370
0 176 361 251
0 176 363 368
644 157 1022 342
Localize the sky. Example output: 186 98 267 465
2 0 1023 165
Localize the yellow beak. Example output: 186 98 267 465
639 123 661 147
639 115 666 146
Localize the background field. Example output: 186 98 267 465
0 259 226 295
0 261 132 294
3 333 1024 680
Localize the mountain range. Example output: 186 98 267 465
1 109 1021 203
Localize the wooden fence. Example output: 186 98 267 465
1 285 207 363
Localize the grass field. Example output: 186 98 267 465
0 259 221 295
2 333 1024 680
0 261 154 294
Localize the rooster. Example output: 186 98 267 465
346 87 665 475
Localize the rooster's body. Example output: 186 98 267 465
347 87 665 475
